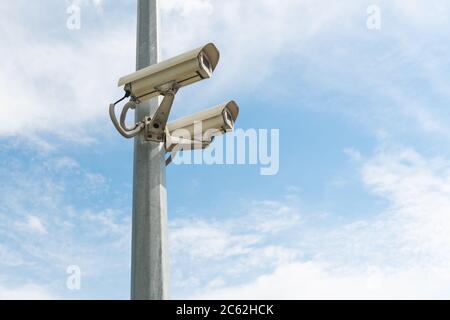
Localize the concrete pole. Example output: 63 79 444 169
131 0 169 300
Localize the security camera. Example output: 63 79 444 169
165 101 239 152
110 42 240 152
118 43 220 101
168 101 239 138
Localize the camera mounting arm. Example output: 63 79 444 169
145 82 180 142
109 96 145 139
109 82 180 141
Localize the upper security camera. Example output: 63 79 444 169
118 43 220 101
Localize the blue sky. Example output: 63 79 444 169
1 0 450 299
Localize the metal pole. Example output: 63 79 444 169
131 0 169 300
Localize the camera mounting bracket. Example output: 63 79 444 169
144 81 180 142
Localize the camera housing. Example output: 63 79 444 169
165 101 239 152
118 43 220 101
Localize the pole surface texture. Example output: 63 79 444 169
131 0 169 300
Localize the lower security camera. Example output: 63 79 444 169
165 101 239 152
168 101 239 137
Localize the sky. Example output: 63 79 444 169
1 0 450 299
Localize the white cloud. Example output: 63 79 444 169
176 146 450 299
1 0 449 142
195 262 450 300
0 146 131 296
0 284 56 300
170 219 261 260
25 215 48 235
169 199 301 297
160 0 356 100
54 157 80 170
160 0 213 16
0 2 134 141
170 199 301 260
362 148 450 267
244 200 301 234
